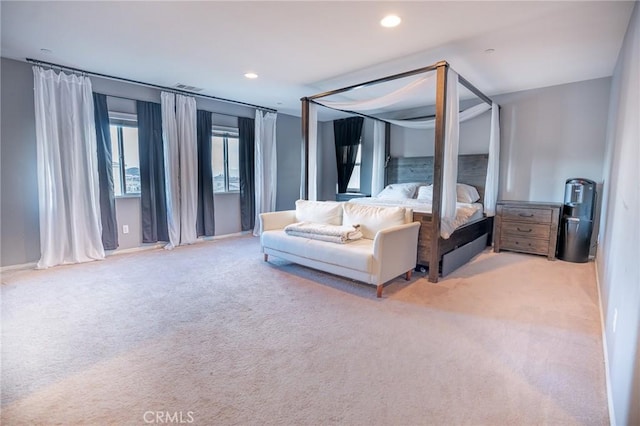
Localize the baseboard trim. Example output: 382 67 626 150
594 260 616 426
0 261 38 273
1 232 255 272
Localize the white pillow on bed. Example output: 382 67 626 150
342 203 407 239
416 185 433 201
416 184 480 203
457 184 480 203
295 199 343 225
376 182 424 200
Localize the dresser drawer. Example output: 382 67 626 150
501 222 550 240
500 237 549 256
501 207 552 224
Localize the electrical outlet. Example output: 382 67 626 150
123 225 129 234
613 308 618 333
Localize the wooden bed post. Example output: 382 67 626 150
301 97 310 200
384 122 391 187
429 61 449 283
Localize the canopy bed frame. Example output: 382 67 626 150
300 60 499 283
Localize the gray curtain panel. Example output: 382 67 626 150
137 100 169 243
334 116 363 193
196 110 215 237
92 92 118 250
238 117 255 232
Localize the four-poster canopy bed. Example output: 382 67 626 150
300 60 500 283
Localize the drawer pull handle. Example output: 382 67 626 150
517 227 532 233
518 213 534 217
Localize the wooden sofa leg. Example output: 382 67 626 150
405 270 412 281
264 253 268 262
376 284 383 298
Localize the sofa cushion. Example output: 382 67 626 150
262 230 373 271
342 203 407 239
295 200 343 225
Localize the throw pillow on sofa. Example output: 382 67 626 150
342 203 406 239
295 199 343 225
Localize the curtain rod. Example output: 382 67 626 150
103 93 249 120
26 58 278 113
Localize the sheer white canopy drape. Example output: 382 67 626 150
440 70 459 238
308 66 500 238
371 120 386 196
484 103 501 216
161 92 198 249
303 103 319 201
315 73 436 112
254 110 278 235
33 66 105 268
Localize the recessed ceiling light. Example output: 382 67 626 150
244 72 258 79
380 15 401 28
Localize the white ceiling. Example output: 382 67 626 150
1 1 635 117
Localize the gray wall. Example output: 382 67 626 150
495 78 610 203
0 57 302 265
597 3 640 425
389 109 491 158
275 113 302 211
0 58 40 266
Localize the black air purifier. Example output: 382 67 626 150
557 178 596 263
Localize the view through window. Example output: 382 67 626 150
346 145 361 192
212 126 240 192
109 120 140 196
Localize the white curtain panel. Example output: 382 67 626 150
305 103 319 201
176 94 198 245
440 69 460 238
316 72 436 112
32 66 105 268
254 110 278 236
484 103 501 216
371 120 386 196
161 92 180 249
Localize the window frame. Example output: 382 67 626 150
346 144 362 192
109 112 140 198
212 125 240 194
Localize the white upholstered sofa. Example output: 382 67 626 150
259 200 420 297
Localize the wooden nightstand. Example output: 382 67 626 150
494 201 562 260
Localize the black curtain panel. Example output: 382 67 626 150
334 116 364 193
196 110 215 237
92 93 119 250
137 100 169 243
238 117 255 231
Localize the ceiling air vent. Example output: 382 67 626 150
174 83 204 92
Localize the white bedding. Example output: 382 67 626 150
284 221 363 244
348 197 483 238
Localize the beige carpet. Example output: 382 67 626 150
1 235 608 425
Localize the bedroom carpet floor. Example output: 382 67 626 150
1 235 608 425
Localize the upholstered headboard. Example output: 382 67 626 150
385 154 489 203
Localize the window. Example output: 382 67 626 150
109 113 140 196
212 126 240 193
346 145 362 192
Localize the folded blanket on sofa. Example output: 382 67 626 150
284 222 363 244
